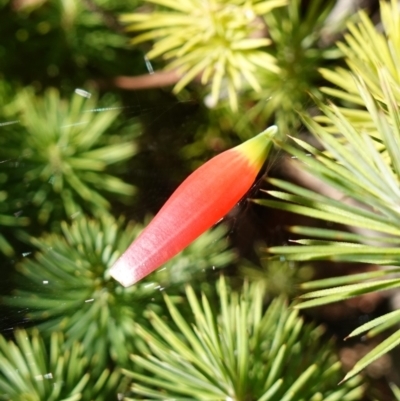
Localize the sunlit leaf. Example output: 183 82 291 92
0 329 120 401
121 0 285 110
122 277 364 400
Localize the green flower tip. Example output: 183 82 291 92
238 124 277 170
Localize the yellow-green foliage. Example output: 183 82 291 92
122 0 285 110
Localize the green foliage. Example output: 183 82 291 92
122 0 285 111
241 258 314 299
0 81 30 256
320 0 400 123
0 0 141 87
391 383 400 400
255 61 400 381
0 329 122 401
122 0 344 140
4 214 235 368
0 203 29 257
245 0 342 135
0 88 137 225
122 277 364 400
259 79 400 249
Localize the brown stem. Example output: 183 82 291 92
110 70 181 90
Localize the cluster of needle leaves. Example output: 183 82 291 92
0 329 123 401
255 0 400 384
0 87 138 261
4 215 235 370
121 0 285 111
122 0 343 138
123 277 364 400
3 88 137 222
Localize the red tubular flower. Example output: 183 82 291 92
110 126 277 286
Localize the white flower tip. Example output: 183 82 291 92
110 256 144 287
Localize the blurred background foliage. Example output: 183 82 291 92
1 0 400 400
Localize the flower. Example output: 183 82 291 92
111 125 277 286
